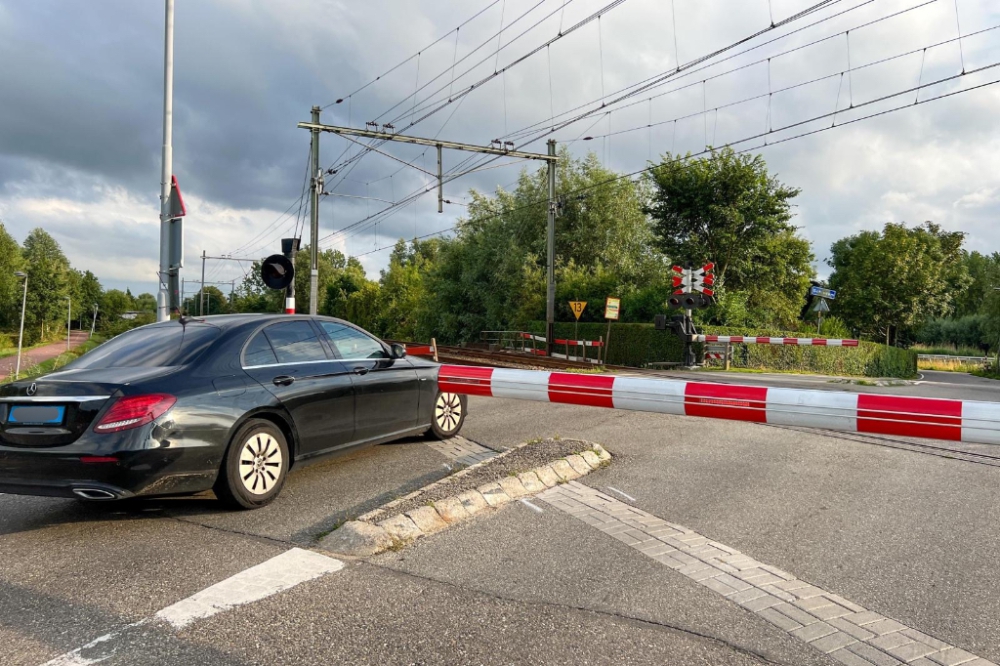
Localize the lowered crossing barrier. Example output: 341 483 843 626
438 364 1000 445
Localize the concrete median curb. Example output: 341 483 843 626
318 442 611 557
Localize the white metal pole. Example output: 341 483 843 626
156 0 175 322
15 275 26 379
66 296 71 352
90 304 98 338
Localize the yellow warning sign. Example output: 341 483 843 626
569 301 587 320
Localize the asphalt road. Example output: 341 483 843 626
2 372 998 665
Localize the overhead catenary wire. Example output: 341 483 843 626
562 22 1000 145
321 0 501 109
499 0 937 155
331 65 1000 259
326 0 856 240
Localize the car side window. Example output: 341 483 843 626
243 331 278 366
262 321 328 364
320 322 388 360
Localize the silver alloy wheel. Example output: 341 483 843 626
238 433 283 495
435 392 463 433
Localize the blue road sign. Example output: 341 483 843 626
810 286 836 299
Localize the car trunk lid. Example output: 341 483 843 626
0 367 173 447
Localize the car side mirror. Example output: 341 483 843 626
390 343 407 360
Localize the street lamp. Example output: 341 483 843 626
13 271 27 380
993 287 1000 373
65 295 72 352
90 303 98 338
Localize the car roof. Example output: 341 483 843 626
144 313 354 332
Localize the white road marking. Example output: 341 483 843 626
156 548 343 629
605 486 636 502
519 498 544 513
39 548 343 666
540 483 997 666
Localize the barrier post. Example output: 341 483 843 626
725 342 731 371
599 335 604 364
431 337 439 363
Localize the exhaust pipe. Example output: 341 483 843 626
73 488 118 500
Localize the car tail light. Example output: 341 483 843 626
94 394 176 433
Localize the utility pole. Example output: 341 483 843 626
156 0 175 322
66 296 71 352
14 271 27 380
309 106 322 315
200 250 206 316
546 139 556 357
296 119 558 347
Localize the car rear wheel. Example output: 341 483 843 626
429 391 467 439
215 419 289 509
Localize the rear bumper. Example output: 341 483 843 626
0 447 220 500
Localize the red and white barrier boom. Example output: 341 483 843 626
438 365 1000 445
694 335 859 347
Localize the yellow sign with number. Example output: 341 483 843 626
569 301 587 320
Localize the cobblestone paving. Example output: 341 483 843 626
426 436 498 467
538 482 996 666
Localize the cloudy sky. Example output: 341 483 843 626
1 0 998 297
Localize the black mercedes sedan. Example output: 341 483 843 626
0 314 466 509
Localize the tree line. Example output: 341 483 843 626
7 147 993 354
0 224 164 345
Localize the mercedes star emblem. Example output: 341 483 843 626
26 383 37 396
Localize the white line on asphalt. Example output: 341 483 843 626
156 548 343 629
519 498 544 513
539 482 997 666
605 486 636 502
39 548 344 666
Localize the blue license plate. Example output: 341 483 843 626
9 405 66 425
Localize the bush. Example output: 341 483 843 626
99 313 156 338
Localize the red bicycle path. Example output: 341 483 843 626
0 330 91 381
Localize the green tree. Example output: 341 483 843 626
78 271 103 329
421 150 666 342
827 222 969 344
133 292 157 313
22 228 70 342
952 251 1000 318
323 256 370 319
644 147 813 328
191 286 229 315
0 222 26 331
100 289 133 322
231 260 282 314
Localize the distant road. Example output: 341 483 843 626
0 330 90 381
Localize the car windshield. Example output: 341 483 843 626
67 324 222 369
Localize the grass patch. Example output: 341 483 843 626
971 367 1000 381
1 336 105 384
912 344 985 357
918 357 985 372
562 366 610 374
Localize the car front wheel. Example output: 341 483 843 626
215 419 289 509
429 391 467 439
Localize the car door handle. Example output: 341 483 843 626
272 375 295 387
352 366 370 376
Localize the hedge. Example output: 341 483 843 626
528 322 917 378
